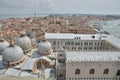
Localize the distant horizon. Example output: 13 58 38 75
0 13 120 16
0 0 120 15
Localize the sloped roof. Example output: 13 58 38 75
22 58 36 70
4 68 21 76
66 51 120 62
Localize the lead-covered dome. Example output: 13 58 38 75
2 45 25 66
0 40 9 54
16 35 32 51
26 30 37 47
38 40 52 55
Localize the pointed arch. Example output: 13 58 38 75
89 68 95 74
117 70 120 76
75 69 80 75
104 68 109 74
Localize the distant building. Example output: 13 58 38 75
45 33 120 52
45 33 120 80
62 20 69 27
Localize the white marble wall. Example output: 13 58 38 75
48 39 104 51
66 62 118 78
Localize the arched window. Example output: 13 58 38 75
75 78 77 80
89 68 95 74
50 70 53 73
69 78 71 80
75 69 80 75
117 70 120 76
59 73 63 77
104 68 109 74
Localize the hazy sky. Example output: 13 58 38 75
0 0 120 14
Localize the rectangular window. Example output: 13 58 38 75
84 42 88 45
61 41 62 45
71 41 74 45
53 41 56 45
65 42 67 45
81 43 82 45
84 47 87 50
89 42 93 45
74 47 76 50
58 41 59 45
94 47 96 50
98 42 99 45
97 47 99 50
95 42 97 45
65 41 70 45
78 47 82 50
72 47 74 50
75 42 80 45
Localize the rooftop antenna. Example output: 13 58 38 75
34 11 36 18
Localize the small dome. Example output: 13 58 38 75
0 40 9 54
16 36 32 51
39 56 51 62
57 47 65 52
38 40 52 55
25 31 37 47
2 45 25 65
